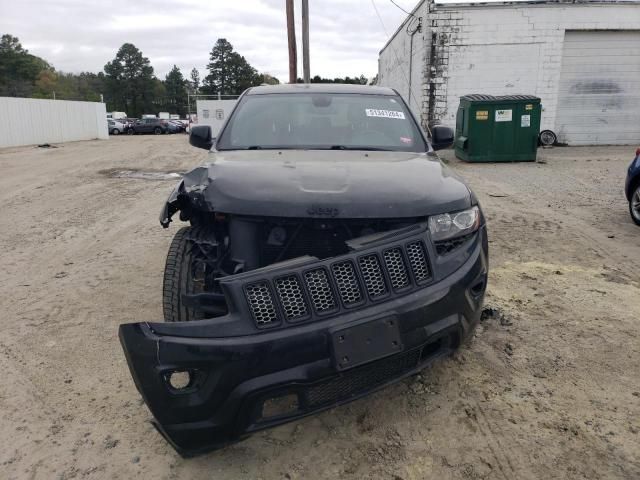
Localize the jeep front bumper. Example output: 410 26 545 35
119 223 488 456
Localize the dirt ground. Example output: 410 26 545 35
1 135 638 480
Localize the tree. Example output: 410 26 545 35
202 38 262 95
33 70 58 98
163 65 187 116
0 34 51 97
104 43 155 116
189 68 200 95
297 74 370 85
258 73 280 85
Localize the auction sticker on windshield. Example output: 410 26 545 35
365 109 406 120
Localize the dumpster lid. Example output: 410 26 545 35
461 94 540 102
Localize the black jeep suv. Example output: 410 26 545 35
119 84 488 456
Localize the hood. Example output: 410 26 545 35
180 150 472 218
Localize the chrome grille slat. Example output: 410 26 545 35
245 282 278 325
331 261 363 306
275 275 308 321
358 254 388 298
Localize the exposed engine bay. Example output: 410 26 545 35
182 215 426 319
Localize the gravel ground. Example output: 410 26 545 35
1 136 638 480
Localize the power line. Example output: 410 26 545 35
370 0 423 120
389 0 416 18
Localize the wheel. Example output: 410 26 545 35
630 183 640 226
111 128 120 135
127 128 134 135
163 227 225 322
154 127 162 135
539 130 557 146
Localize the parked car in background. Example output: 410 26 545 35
107 119 125 135
168 120 186 133
126 118 169 135
165 121 182 134
625 147 640 226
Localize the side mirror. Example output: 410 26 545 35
431 125 454 151
189 125 214 151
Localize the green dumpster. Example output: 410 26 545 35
454 95 541 162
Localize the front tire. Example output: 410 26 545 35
111 128 120 135
163 227 227 322
127 128 134 135
630 184 640 226
154 127 162 135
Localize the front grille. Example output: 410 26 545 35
383 248 410 290
358 254 387 298
245 237 433 327
245 282 278 325
406 241 431 283
331 261 363 306
304 268 336 313
275 275 308 321
304 348 421 408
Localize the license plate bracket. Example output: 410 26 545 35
332 317 403 371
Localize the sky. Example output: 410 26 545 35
0 0 420 82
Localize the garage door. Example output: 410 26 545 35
555 31 640 145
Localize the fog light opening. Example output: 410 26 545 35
167 370 192 391
261 394 299 419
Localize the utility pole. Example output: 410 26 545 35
302 0 310 83
286 0 298 84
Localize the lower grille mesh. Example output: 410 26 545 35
406 241 431 282
358 254 387 298
304 268 336 313
304 349 421 408
275 275 308 321
383 248 410 290
245 282 278 325
331 261 363 306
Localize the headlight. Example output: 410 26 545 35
428 206 480 241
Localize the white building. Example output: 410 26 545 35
195 99 238 136
378 0 640 145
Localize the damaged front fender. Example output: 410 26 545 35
159 167 216 228
159 180 185 228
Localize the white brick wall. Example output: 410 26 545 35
378 0 640 136
378 2 430 125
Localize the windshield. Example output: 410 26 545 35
216 93 427 152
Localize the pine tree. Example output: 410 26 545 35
104 43 155 116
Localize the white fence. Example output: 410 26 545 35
0 97 108 148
